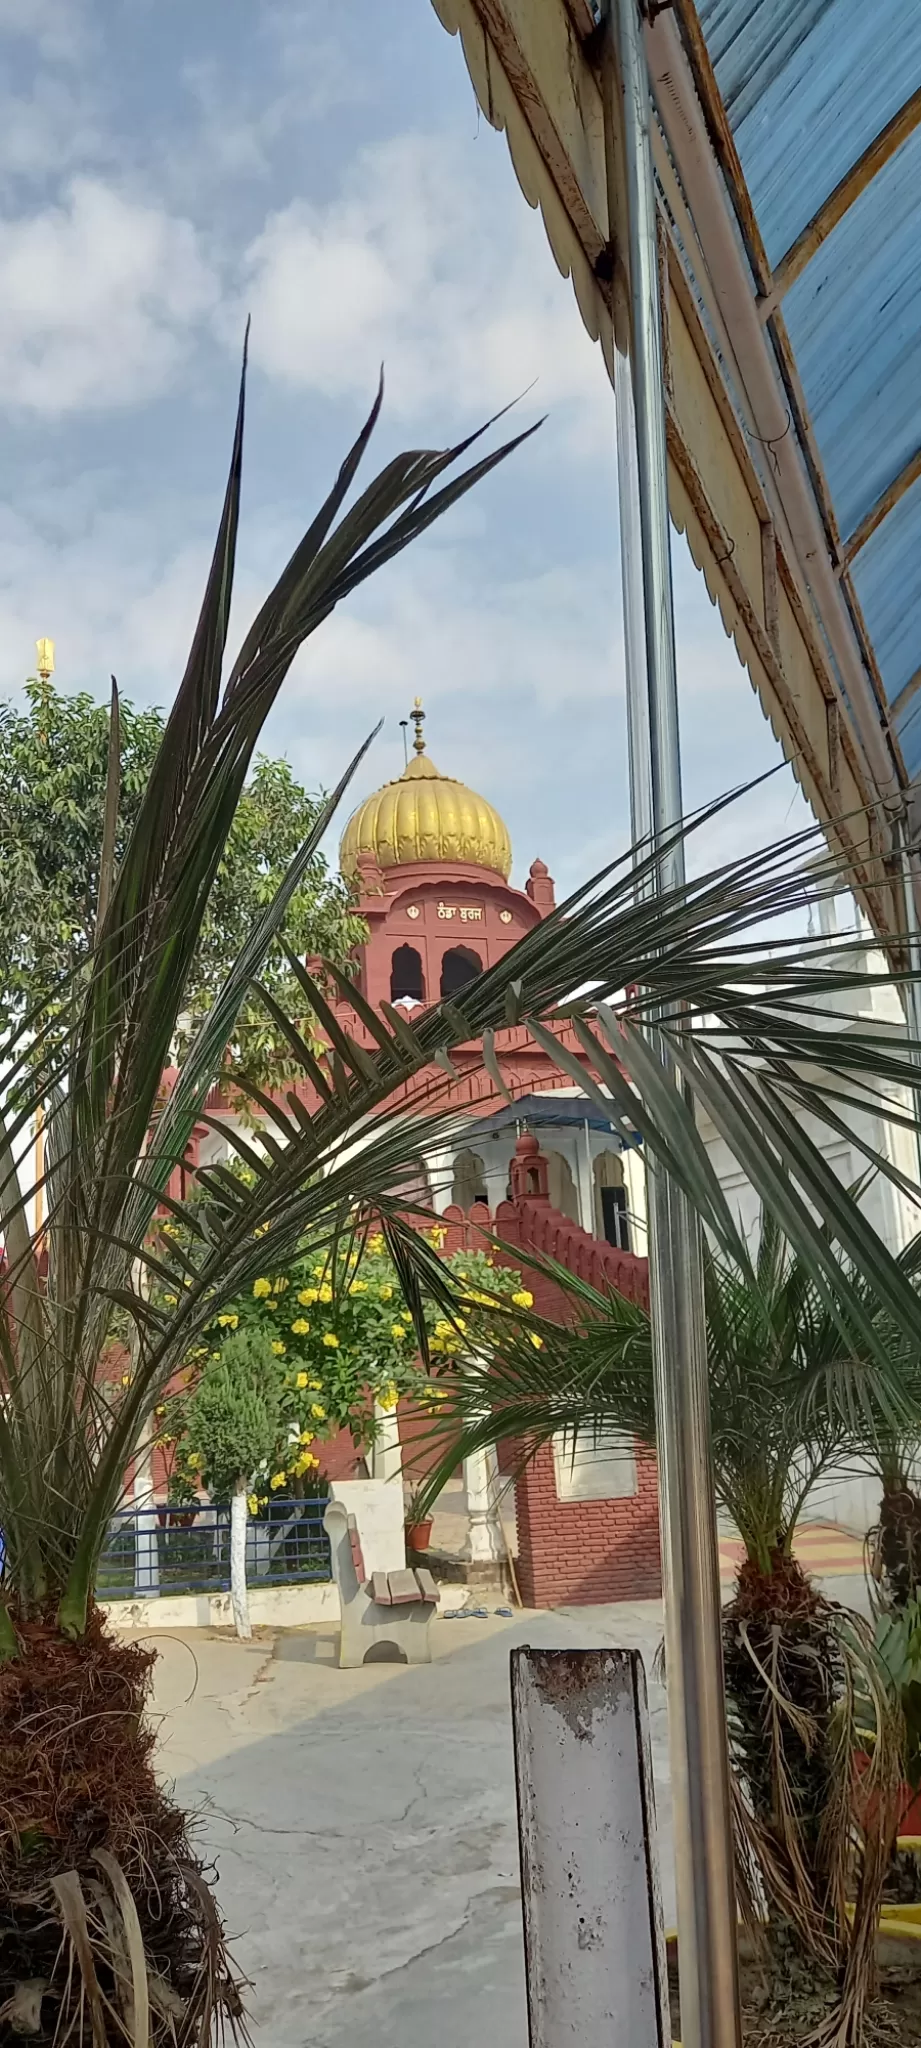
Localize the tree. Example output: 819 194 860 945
419 1216 919 2043
175 1328 285 1639
0 678 365 1089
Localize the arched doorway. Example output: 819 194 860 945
440 945 481 998
390 944 424 1003
545 1149 580 1224
594 1150 628 1248
451 1149 487 1209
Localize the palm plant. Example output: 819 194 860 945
6 357 921 2044
415 1217 919 2042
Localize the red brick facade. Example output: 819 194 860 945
434 1154 662 1607
512 1442 662 1606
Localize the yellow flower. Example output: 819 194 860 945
271 1341 286 1356
155 1404 166 1418
299 1287 318 1306
253 1278 271 1298
308 1378 323 1390
164 1293 178 1306
293 1451 320 1475
267 1299 278 1311
512 1289 534 1309
377 1382 399 1412
187 1456 199 1470
270 1472 286 1490
530 1332 543 1349
291 1318 310 1335
276 1278 290 1293
348 1279 368 1295
318 1284 333 1304
254 1221 270 1237
378 1284 393 1302
217 1312 239 1328
368 1233 385 1255
434 1319 453 1340
322 1331 340 1349
247 1494 259 1516
310 1403 326 1420
390 1324 407 1342
295 1370 309 1389
299 1429 315 1445
120 1372 130 1387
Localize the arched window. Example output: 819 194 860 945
390 944 424 1004
440 945 482 998
451 1149 487 1209
545 1150 580 1224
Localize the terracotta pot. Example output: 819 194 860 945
855 1750 921 1837
405 1519 433 1553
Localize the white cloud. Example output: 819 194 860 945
0 178 218 413
237 133 609 445
0 0 91 62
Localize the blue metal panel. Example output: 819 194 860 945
698 0 921 266
783 127 921 541
851 474 921 710
694 0 921 767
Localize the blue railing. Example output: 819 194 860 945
96 1497 331 1600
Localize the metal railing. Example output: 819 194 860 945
96 1497 331 1600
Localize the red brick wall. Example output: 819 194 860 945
494 1192 661 1607
513 1443 661 1607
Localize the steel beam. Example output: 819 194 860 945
608 4 742 2045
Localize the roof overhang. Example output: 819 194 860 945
429 0 921 948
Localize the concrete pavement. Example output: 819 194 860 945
148 1602 669 2048
145 1551 872 2047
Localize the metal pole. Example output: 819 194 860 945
608 5 742 2045
898 821 921 1182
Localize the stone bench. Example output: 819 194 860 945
323 1501 437 1667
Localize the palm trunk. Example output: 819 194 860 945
230 1481 251 1640
877 1471 921 1610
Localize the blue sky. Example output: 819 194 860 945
0 0 809 897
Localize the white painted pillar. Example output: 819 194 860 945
465 1443 504 1562
511 1646 669 2047
425 1146 456 1215
576 1121 595 1235
622 1141 648 1257
372 1398 403 1484
483 1141 509 1213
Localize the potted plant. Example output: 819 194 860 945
405 1482 434 1554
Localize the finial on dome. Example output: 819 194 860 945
411 696 426 755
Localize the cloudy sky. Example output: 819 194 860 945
0 0 810 897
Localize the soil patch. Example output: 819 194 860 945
668 1946 921 2044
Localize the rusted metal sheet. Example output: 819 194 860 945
511 1646 669 2047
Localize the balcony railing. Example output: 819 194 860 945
96 1497 331 1600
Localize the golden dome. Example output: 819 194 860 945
340 702 511 881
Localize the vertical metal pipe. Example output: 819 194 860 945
608 4 742 2045
898 822 921 1181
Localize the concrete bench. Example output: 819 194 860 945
323 1501 437 1667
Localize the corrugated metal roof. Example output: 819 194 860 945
695 0 921 784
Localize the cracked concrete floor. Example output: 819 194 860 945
145 1603 671 2048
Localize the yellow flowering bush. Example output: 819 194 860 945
162 1227 533 1502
